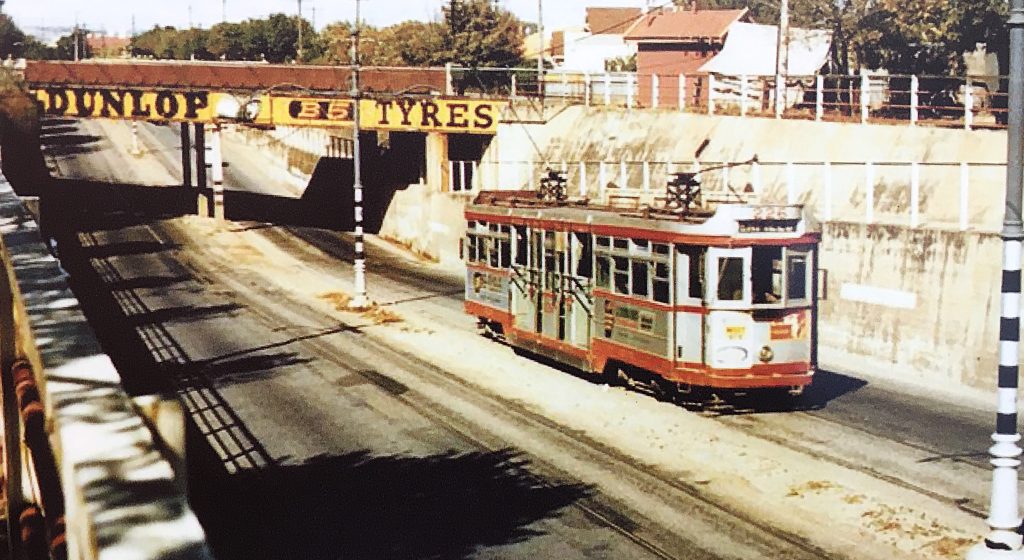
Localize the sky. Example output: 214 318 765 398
6 0 655 37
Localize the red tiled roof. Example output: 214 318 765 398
623 8 748 41
586 7 643 35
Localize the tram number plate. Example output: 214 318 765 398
725 326 746 340
752 207 791 220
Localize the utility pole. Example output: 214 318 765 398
968 0 1024 555
297 0 304 63
222 0 227 23
349 0 369 309
537 0 544 99
774 0 789 118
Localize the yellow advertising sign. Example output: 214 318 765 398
34 87 225 123
33 87 505 134
269 96 503 134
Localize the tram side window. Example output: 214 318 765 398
613 256 630 294
632 260 650 297
466 235 478 263
717 257 745 301
752 247 783 304
596 255 611 288
488 238 500 268
499 226 511 268
575 233 593 278
787 252 808 300
653 261 670 304
677 245 705 300
514 226 528 266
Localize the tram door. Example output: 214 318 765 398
511 226 541 333
566 232 593 348
539 231 566 340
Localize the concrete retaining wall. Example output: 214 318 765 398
818 222 1000 390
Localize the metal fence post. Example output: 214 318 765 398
910 74 919 125
627 74 635 109
740 74 748 117
965 81 974 130
679 74 686 111
604 73 611 106
861 73 870 124
652 74 660 108
816 74 823 121
583 73 590 107
910 162 920 227
775 74 784 118
960 162 970 231
511 73 517 98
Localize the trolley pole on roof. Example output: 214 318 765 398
348 0 370 310
968 0 1024 555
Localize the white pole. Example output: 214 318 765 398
815 74 823 121
642 161 650 191
861 72 870 124
471 160 478 191
619 159 627 189
584 72 590 107
210 124 225 220
604 72 611 106
960 162 969 231
910 74 919 126
579 161 587 197
910 162 920 227
722 163 730 195
751 160 762 193
865 162 874 223
775 74 784 118
448 160 455 191
678 74 686 111
823 161 832 221
511 73 517 98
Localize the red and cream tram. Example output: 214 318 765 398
463 180 821 397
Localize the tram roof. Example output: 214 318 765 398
466 190 821 242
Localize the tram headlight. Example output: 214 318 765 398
759 345 774 363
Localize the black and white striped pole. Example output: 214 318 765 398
969 0 1024 555
348 0 369 309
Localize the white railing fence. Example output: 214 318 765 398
449 66 1005 130
450 158 1006 232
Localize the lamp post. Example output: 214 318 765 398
968 0 1024 556
349 0 369 309
537 0 544 100
297 0 304 63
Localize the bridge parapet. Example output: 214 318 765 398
0 176 211 559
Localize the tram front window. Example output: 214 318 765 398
717 257 745 301
752 247 783 304
787 252 808 300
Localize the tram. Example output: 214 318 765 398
463 170 821 397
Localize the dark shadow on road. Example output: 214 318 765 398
190 449 591 560
105 274 191 292
125 302 243 327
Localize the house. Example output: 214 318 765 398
623 6 749 107
561 7 641 73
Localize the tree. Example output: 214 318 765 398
442 0 523 68
54 30 90 60
0 15 24 59
207 22 247 60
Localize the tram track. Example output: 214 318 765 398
213 224 848 560
277 226 993 526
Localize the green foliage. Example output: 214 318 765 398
605 54 636 72
54 31 91 60
132 26 211 60
442 0 523 67
320 20 445 66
